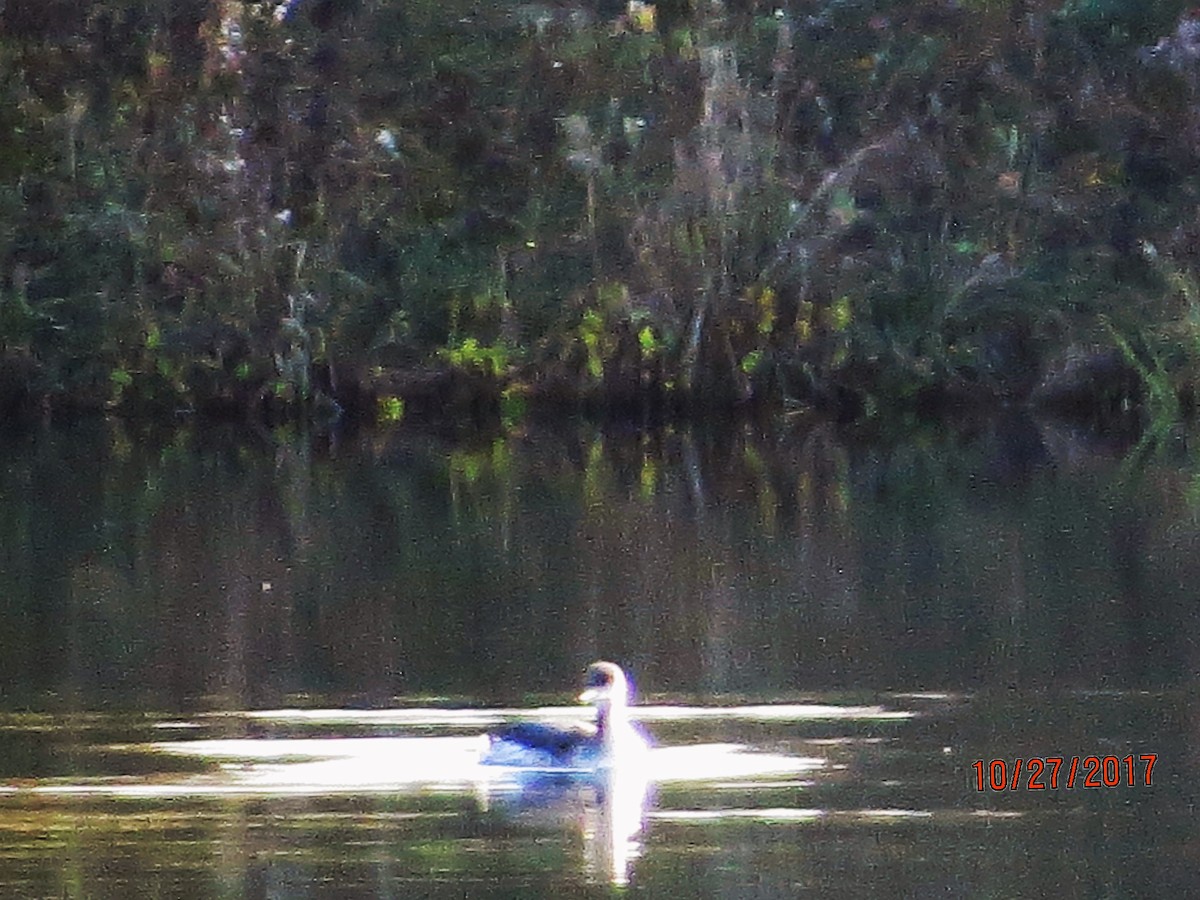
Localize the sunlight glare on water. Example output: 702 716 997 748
137 704 837 796
237 703 915 727
0 703 852 800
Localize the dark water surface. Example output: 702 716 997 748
0 416 1197 897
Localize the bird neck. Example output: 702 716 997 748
595 700 625 746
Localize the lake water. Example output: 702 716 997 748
0 415 1197 897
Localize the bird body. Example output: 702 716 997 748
481 662 647 770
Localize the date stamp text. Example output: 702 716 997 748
971 755 1156 791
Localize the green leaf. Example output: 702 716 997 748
377 395 405 423
638 325 660 354
740 349 763 374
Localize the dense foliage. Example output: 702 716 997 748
1 0 1198 425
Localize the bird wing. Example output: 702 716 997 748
490 721 597 762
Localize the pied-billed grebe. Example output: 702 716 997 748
481 661 648 770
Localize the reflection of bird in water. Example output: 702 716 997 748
582 765 650 886
479 765 650 886
481 661 649 769
478 662 651 885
